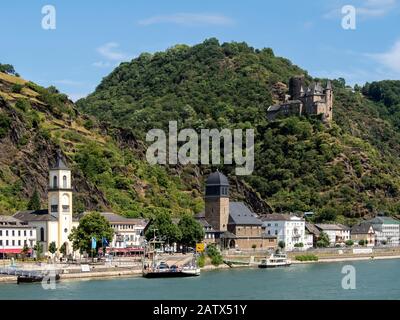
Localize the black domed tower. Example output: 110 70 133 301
205 171 230 232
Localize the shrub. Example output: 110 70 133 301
0 113 11 138
295 254 318 261
294 242 304 248
345 240 354 246
11 84 23 93
197 253 205 268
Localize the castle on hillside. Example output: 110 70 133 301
267 76 333 122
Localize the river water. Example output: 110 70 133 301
0 259 399 300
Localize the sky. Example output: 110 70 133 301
0 0 399 101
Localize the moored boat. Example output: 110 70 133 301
258 253 291 268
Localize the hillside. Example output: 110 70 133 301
77 39 400 224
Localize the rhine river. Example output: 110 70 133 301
0 259 399 300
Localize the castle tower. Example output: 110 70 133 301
324 81 333 121
204 171 230 232
48 151 73 253
289 75 305 100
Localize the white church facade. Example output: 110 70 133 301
13 152 79 256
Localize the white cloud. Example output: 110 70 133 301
92 61 112 68
366 39 400 73
53 79 86 86
96 42 129 61
138 13 234 27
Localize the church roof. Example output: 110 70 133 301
13 209 57 222
206 171 229 186
51 151 69 170
228 202 262 226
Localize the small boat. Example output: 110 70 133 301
17 274 60 284
258 253 291 268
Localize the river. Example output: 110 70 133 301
0 259 399 300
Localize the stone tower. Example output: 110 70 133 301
204 171 230 232
324 80 333 122
48 151 73 253
289 75 305 100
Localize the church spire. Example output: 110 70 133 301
51 150 69 170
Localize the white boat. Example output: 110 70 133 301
181 265 201 276
258 253 291 268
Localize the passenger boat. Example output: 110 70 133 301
17 274 60 284
258 253 291 268
142 261 200 278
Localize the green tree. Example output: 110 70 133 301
0 63 15 74
145 211 182 244
251 244 257 251
33 243 43 260
177 214 205 247
316 232 330 248
59 242 67 256
345 240 354 246
358 239 365 246
68 212 114 255
278 241 285 250
27 188 41 211
49 241 57 256
206 244 223 266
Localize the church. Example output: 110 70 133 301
196 171 277 250
13 152 79 256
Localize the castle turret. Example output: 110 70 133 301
48 151 73 254
204 171 230 232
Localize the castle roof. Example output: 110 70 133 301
206 171 229 186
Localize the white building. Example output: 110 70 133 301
13 152 79 256
93 212 148 254
0 216 37 257
368 216 400 246
315 224 350 246
261 214 307 251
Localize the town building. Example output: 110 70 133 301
267 76 333 123
196 171 276 250
13 152 79 256
315 224 350 246
367 216 400 246
94 212 147 255
305 223 320 247
261 214 308 251
351 223 375 246
0 216 37 257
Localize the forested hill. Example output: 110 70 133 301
77 39 400 224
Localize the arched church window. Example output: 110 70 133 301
63 175 67 188
40 227 44 242
53 176 58 188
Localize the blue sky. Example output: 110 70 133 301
1 0 399 101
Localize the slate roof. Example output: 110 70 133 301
91 212 148 226
315 224 346 231
305 223 320 236
228 202 262 226
51 151 69 170
351 223 374 234
13 209 57 222
261 213 293 222
206 171 229 186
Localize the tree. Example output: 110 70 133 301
251 244 257 251
0 63 15 74
206 244 223 266
68 212 114 255
49 241 57 256
278 241 285 250
345 240 354 246
316 232 330 248
33 243 43 260
21 243 30 260
59 242 67 256
358 239 365 246
27 188 41 211
145 211 182 244
177 214 205 247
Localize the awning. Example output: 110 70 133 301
0 249 32 254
